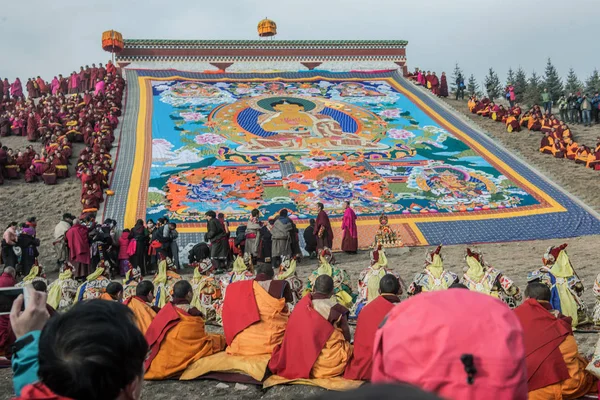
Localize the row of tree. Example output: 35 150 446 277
451 59 600 107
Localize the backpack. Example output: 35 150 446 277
127 239 137 257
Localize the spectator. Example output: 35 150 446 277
581 94 593 127
1 221 18 267
10 294 147 399
557 94 569 123
506 84 516 108
542 88 552 114
53 214 74 269
303 218 318 258
568 93 579 123
592 92 600 124
455 73 465 100
16 225 40 276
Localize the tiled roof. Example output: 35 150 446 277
124 39 408 47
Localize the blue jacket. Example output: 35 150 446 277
11 331 41 396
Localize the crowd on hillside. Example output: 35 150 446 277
0 61 125 212
2 211 600 399
406 68 450 98
467 90 600 170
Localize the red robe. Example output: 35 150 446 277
14 382 72 400
221 280 261 345
144 302 185 371
514 299 571 391
344 295 399 380
268 294 335 379
65 224 90 265
0 273 16 354
439 75 448 97
314 210 334 249
27 116 38 141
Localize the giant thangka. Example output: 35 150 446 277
102 70 600 251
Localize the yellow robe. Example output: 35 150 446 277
127 297 157 335
144 306 226 380
226 281 289 356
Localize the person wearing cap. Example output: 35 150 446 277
144 280 226 380
527 244 587 327
461 248 522 308
52 213 73 268
514 282 597 399
408 245 458 295
189 243 221 321
46 262 78 311
152 254 182 309
345 275 401 381
269 275 352 380
371 289 529 399
125 280 158 335
121 263 142 301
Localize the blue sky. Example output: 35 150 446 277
1 0 596 85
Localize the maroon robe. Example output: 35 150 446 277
439 75 449 97
314 210 334 250
65 224 91 265
27 116 38 141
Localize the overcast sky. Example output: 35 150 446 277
1 0 597 86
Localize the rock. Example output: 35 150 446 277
216 383 229 389
234 383 248 391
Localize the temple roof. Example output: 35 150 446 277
123 39 408 48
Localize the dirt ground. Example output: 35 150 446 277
2 97 600 399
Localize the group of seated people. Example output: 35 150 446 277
0 63 125 211
4 241 600 399
468 96 600 170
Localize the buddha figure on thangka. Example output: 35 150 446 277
528 244 588 327
352 244 402 317
275 256 303 308
305 248 355 310
408 245 459 295
461 248 522 308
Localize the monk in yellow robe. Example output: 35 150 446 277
514 282 597 399
269 275 352 379
222 263 292 356
144 280 226 380
126 280 159 334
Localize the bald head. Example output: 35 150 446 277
3 266 16 278
314 275 334 296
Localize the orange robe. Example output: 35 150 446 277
127 296 157 335
144 302 226 380
225 280 290 356
99 293 116 301
540 136 556 155
506 115 521 132
566 142 579 160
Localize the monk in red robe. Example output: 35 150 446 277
314 202 334 251
269 275 352 379
65 220 91 278
106 60 117 76
0 266 17 357
514 283 597 399
26 113 38 141
144 280 225 380
439 72 448 97
344 275 400 381
430 72 440 96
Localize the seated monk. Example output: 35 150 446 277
467 97 478 113
222 263 292 356
514 283 597 399
528 116 542 131
269 275 352 380
100 281 123 302
541 118 553 134
126 280 159 335
344 275 401 381
561 124 573 140
506 115 521 132
553 139 566 159
540 132 556 155
520 112 531 127
576 145 591 165
565 139 579 160
511 104 522 118
589 140 600 170
144 280 226 380
42 162 57 185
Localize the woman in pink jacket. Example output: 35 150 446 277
118 229 131 276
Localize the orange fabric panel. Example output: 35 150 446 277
310 327 352 379
227 281 289 356
128 298 157 335
144 308 226 380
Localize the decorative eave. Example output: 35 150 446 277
122 39 408 49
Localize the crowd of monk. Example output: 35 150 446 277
406 68 450 97
0 61 125 213
2 236 600 398
468 95 600 170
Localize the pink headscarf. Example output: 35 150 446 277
372 290 528 400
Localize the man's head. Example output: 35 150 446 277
255 263 275 279
314 275 334 297
379 274 400 295
309 218 315 226
525 282 551 302
317 202 324 211
3 266 16 278
204 210 216 220
251 208 260 218
38 300 147 400
279 209 288 218
172 280 193 303
344 201 350 209
106 282 123 302
135 280 155 301
32 280 48 293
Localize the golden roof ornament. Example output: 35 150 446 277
258 18 277 38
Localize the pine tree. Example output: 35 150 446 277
543 58 563 101
483 68 502 100
467 74 479 96
450 63 464 94
514 67 528 102
564 68 582 94
524 71 542 107
585 69 600 94
506 68 516 87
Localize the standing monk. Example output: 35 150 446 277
341 201 358 254
314 202 333 251
65 219 91 278
439 72 449 97
430 72 440 96
26 113 38 142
